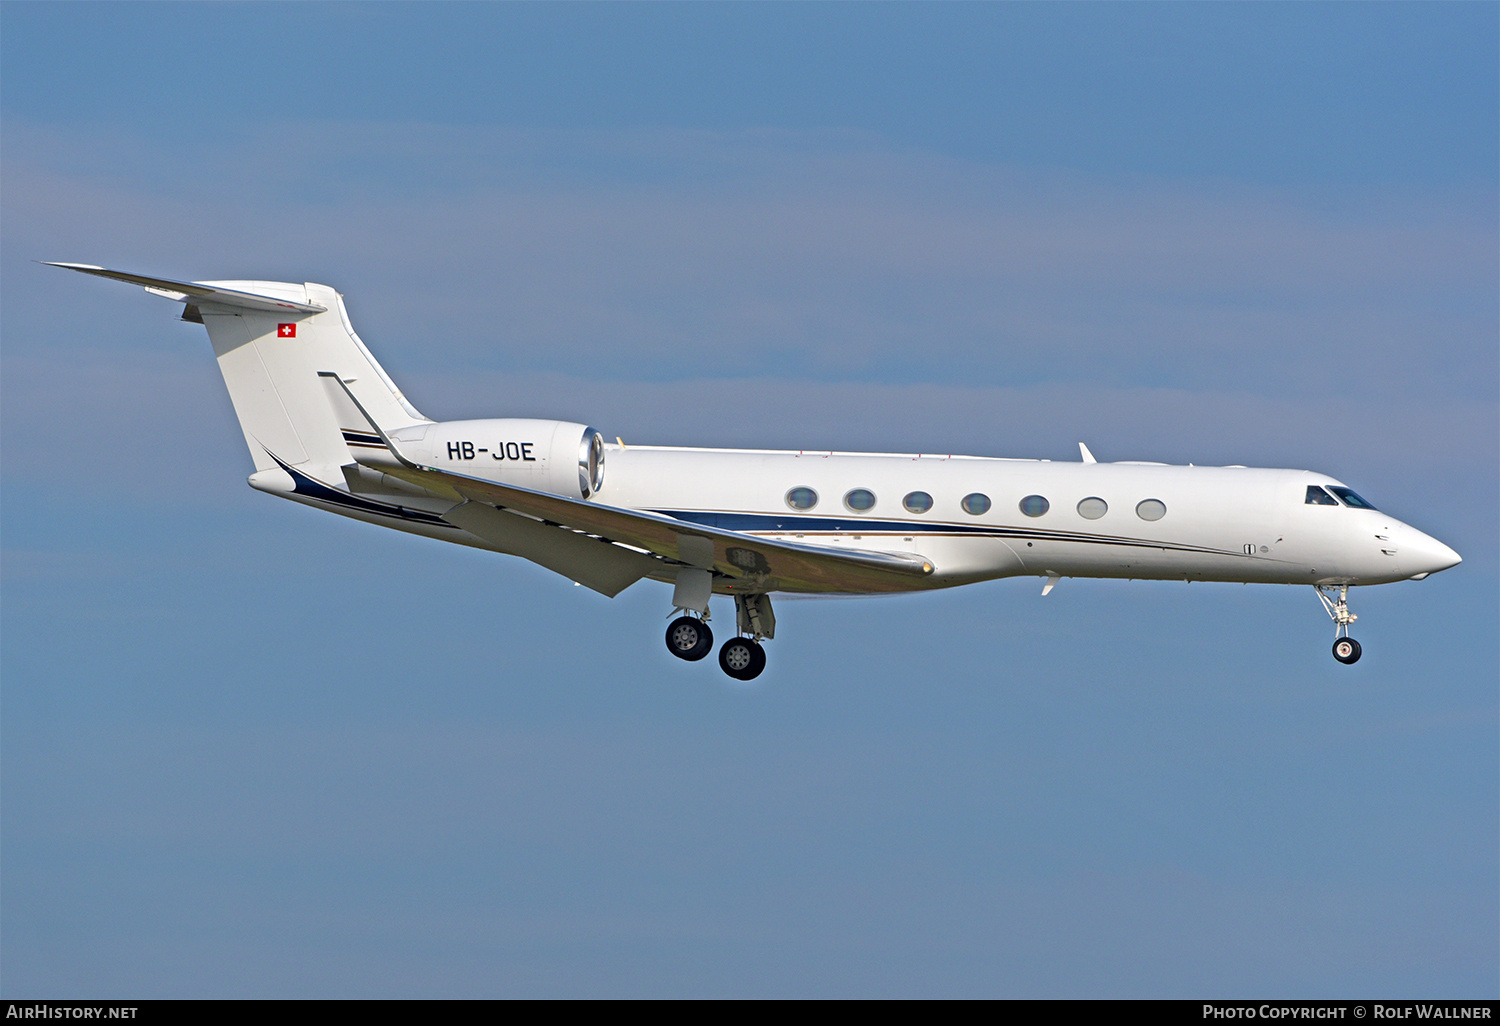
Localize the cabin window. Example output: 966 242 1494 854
1136 498 1167 522
903 491 933 514
961 493 991 515
1077 496 1108 520
1018 494 1049 517
786 487 818 511
1305 486 1339 506
844 489 876 512
1328 486 1377 510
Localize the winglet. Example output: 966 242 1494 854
1079 442 1097 464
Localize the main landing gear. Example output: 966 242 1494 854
718 636 767 682
664 591 774 681
1316 584 1362 665
665 616 713 661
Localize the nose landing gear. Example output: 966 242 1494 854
1316 585 1362 664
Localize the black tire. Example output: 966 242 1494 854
1332 637 1362 665
665 616 713 661
719 637 767 681
746 641 767 680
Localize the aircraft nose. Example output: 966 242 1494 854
1403 526 1462 578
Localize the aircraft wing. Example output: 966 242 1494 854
321 376 935 594
423 464 934 594
431 466 933 593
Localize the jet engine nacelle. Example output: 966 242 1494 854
390 419 606 499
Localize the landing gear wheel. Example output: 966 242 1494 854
718 637 767 681
665 616 713 661
1332 637 1362 664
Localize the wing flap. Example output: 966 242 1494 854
441 500 660 598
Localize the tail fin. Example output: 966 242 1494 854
47 264 429 476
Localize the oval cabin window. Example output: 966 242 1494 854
1077 497 1108 520
1019 495 1049 517
844 489 876 512
786 487 818 511
961 493 991 516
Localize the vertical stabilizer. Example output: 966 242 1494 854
195 281 430 475
46 265 430 478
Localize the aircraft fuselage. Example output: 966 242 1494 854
271 426 1460 594
53 263 1463 675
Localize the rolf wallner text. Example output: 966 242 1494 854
1205 1009 1491 1020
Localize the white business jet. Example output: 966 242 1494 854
51 263 1461 680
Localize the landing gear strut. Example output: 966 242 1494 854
717 593 774 681
666 566 715 662
1316 585 1362 665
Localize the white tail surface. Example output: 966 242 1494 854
45 265 430 479
195 280 429 475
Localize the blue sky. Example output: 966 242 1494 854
3 2 1496 997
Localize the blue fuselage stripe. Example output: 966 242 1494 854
650 508 1234 555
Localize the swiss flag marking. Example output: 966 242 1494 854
277 323 297 338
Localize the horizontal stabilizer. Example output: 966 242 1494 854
43 263 326 314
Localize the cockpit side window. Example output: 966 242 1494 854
1305 485 1339 506
1328 486 1377 510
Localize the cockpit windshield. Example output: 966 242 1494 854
1327 486 1377 510
1305 485 1339 506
